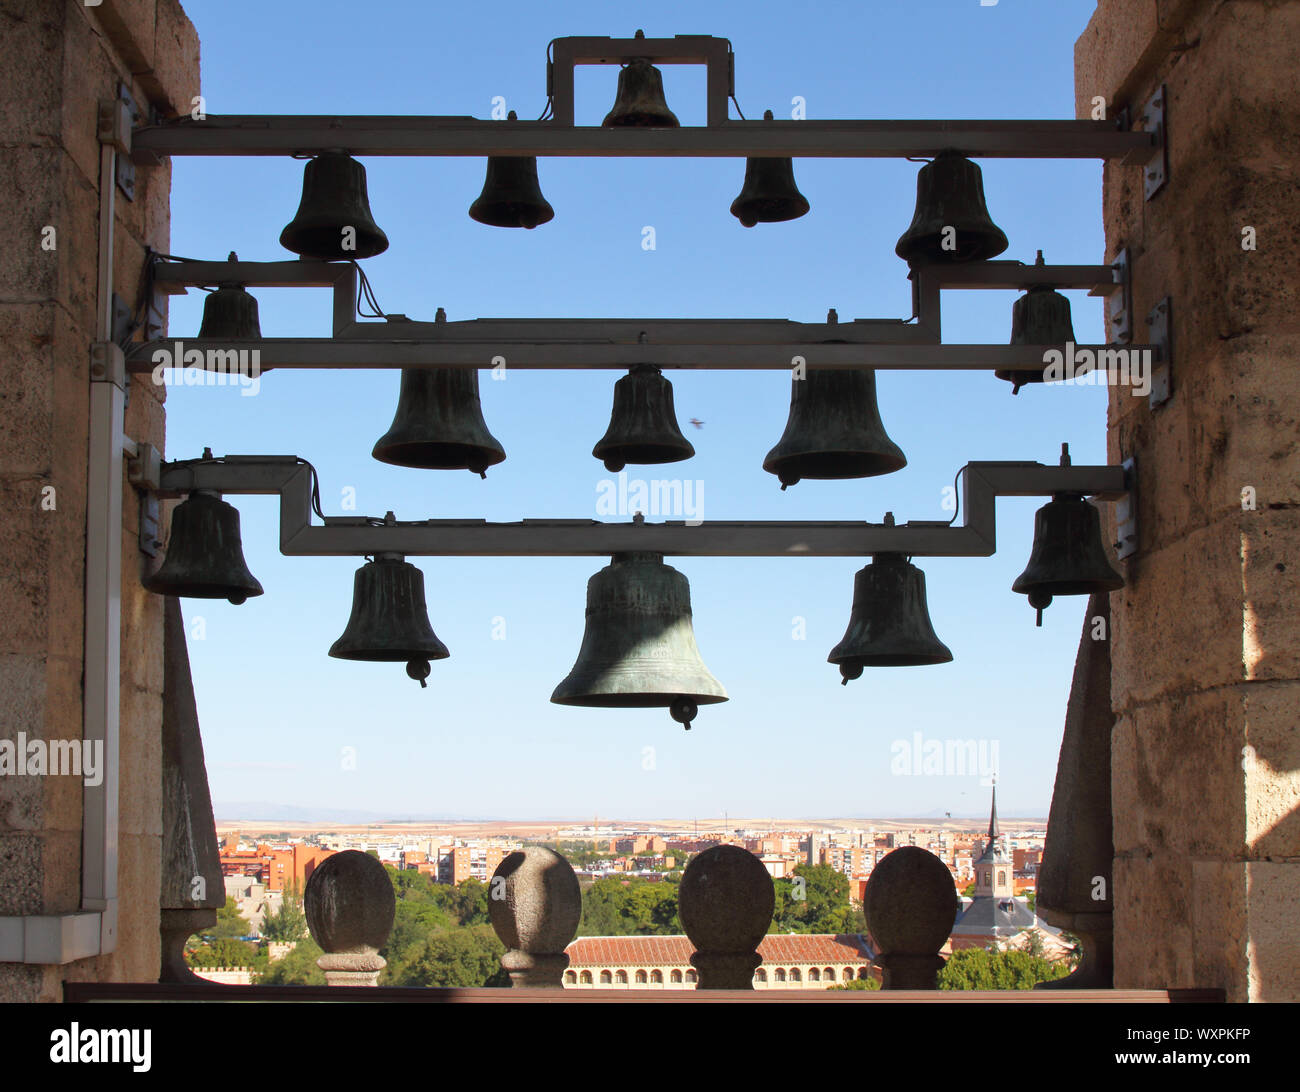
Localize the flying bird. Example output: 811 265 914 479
689 418 705 429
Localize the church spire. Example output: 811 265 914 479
987 783 999 841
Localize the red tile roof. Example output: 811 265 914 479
565 934 874 968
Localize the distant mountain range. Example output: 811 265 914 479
214 801 1048 825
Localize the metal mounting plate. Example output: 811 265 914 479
1140 85 1168 201
1114 456 1138 559
1147 297 1172 408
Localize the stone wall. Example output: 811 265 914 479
1076 0 1300 1001
0 0 197 1001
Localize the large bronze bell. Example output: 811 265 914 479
592 365 695 472
328 554 450 687
551 552 727 729
280 152 389 260
1012 492 1124 625
372 368 506 476
730 111 810 227
895 150 1008 265
602 57 680 127
997 252 1076 394
144 492 264 605
198 252 260 339
828 542 953 683
763 369 906 489
469 114 555 229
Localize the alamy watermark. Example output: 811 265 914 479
1041 343 1151 397
596 471 704 524
0 732 103 786
890 731 999 785
151 341 261 397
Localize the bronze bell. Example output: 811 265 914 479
198 252 260 339
592 365 695 473
997 252 1076 394
280 152 389 260
895 150 1008 265
763 368 907 489
144 492 264 605
551 552 727 729
1012 492 1124 626
328 554 450 687
828 538 953 683
469 113 555 229
372 367 506 477
731 111 810 227
602 57 680 127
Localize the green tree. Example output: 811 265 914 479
831 976 881 991
257 937 326 985
578 876 681 936
210 896 254 939
383 926 508 987
772 865 866 934
937 947 1070 990
187 937 258 968
261 885 309 942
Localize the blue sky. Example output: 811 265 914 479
167 0 1107 820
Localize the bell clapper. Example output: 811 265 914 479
670 697 698 731
406 659 431 688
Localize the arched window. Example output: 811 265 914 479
809 968 820 982
580 971 592 984
650 969 663 984
774 968 787 982
842 968 853 980
599 970 612 984
755 968 767 982
564 970 577 985
635 969 647 984
790 968 802 982
858 966 870 979
998 870 1006 886
615 970 628 984
685 970 697 983
824 967 834 979
670 969 683 983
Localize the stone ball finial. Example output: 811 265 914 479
489 847 582 988
863 846 958 989
679 845 775 989
304 850 396 986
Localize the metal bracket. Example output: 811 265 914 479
547 33 734 128
1139 85 1168 201
110 293 133 344
90 343 126 388
1114 456 1138 559
100 83 143 200
1147 297 1172 408
1101 247 1132 344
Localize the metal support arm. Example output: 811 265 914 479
155 455 1129 559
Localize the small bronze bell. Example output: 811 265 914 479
145 492 264 605
997 252 1076 394
328 554 450 687
592 365 695 473
198 252 260 339
551 552 727 729
469 112 555 229
763 368 906 489
895 150 1008 265
602 57 680 127
1012 492 1124 626
372 367 506 476
730 111 810 227
828 534 953 683
280 152 389 260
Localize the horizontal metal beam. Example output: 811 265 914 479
131 117 1153 162
127 337 1158 372
154 455 1128 559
